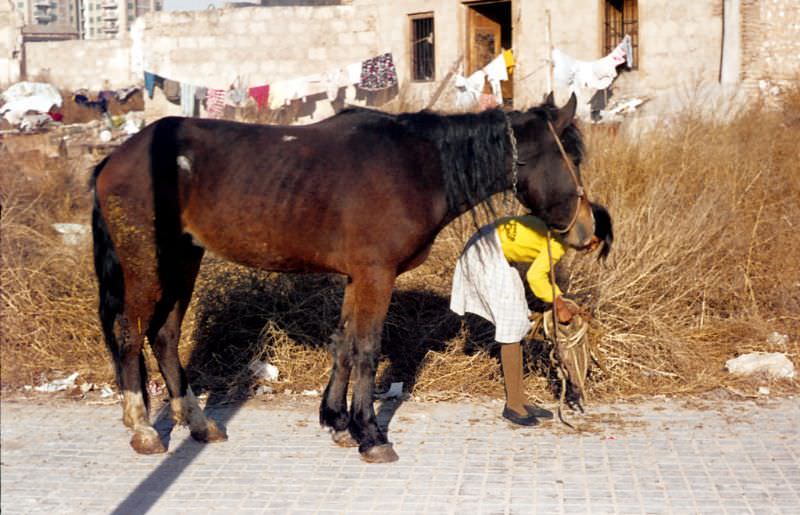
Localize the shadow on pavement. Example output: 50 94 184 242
111 265 473 514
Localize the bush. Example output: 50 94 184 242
1 96 797 399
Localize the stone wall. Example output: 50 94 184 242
24 39 135 90
741 0 800 95
14 0 797 123
0 0 22 86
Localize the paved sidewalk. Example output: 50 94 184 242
1 393 798 514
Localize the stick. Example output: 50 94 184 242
425 54 464 110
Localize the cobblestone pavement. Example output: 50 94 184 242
1 393 798 514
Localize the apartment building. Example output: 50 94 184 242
13 0 161 39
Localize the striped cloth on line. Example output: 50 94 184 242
205 88 226 119
450 224 531 344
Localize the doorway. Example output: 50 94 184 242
466 1 513 105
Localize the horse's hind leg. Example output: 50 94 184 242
347 268 399 463
148 239 226 444
117 286 166 454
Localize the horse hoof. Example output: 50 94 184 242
191 421 228 443
331 430 358 448
130 429 166 455
360 444 399 463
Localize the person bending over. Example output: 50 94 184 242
450 204 613 426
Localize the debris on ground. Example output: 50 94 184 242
255 385 273 395
32 372 79 393
377 382 404 400
725 352 795 379
249 360 279 381
1 81 62 128
52 223 90 246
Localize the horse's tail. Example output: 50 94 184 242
91 156 125 386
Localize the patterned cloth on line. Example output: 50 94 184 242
359 52 398 91
450 224 531 344
205 88 226 119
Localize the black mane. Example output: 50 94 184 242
337 104 583 217
395 109 510 215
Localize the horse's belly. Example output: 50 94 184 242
184 221 339 274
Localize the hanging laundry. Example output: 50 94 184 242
483 52 508 105
163 79 181 103
552 36 630 91
503 49 515 75
194 87 208 101
205 88 226 118
225 85 248 107
359 53 398 91
144 72 163 99
454 69 487 111
346 62 362 85
248 85 270 111
180 83 197 117
268 80 290 110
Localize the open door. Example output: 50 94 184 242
466 1 512 106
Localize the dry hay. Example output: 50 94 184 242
2 89 799 402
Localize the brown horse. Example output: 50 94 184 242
91 93 595 463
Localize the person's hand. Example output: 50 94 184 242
554 296 576 324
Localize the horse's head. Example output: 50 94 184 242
511 93 595 249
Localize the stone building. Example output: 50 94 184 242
12 0 800 120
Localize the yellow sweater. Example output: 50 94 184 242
495 215 565 303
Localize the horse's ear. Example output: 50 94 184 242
553 92 577 134
544 91 555 105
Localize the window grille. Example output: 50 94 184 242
604 0 638 68
410 14 435 82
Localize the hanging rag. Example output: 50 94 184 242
163 79 181 103
144 71 161 99
205 88 226 118
552 36 630 91
359 53 398 91
454 69 486 111
483 52 508 105
503 49 515 75
194 87 208 101
248 84 270 111
180 83 196 117
224 84 248 107
345 62 362 85
268 80 290 110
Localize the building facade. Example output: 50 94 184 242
11 0 162 39
82 0 162 40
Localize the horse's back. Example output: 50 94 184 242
95 113 446 276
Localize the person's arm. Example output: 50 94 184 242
526 242 564 304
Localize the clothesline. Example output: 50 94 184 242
143 51 398 119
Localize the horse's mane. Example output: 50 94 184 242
336 104 584 215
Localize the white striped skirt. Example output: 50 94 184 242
450 224 531 344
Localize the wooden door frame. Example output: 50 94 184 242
463 0 514 103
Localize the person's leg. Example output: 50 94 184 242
500 342 554 425
500 342 527 416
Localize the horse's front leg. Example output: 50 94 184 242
347 269 398 463
320 285 357 447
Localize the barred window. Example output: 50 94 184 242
410 13 435 82
604 0 638 68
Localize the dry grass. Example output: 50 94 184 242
1 91 798 401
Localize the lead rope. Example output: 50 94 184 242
545 230 576 430
505 114 519 216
